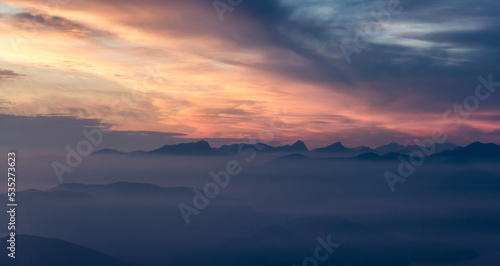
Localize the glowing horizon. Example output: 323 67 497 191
1 0 499 148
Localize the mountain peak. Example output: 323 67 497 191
292 140 305 146
291 140 308 151
463 141 500 155
327 142 347 149
467 141 487 147
196 140 210 145
431 141 500 158
313 141 351 153
151 140 215 155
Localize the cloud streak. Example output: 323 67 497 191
0 0 499 146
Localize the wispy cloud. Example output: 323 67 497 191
0 0 499 146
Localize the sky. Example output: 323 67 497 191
0 0 499 150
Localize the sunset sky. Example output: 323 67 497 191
1 0 499 149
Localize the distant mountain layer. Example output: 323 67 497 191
150 140 215 155
375 142 458 155
216 140 308 154
312 142 354 153
273 142 500 162
93 140 309 156
0 235 133 266
92 140 499 159
431 141 500 158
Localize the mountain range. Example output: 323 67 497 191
93 140 500 159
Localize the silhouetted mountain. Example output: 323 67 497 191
374 142 407 154
216 143 273 154
350 145 375 153
95 140 309 156
375 142 458 155
432 141 500 159
0 235 133 266
215 140 308 154
271 140 309 152
462 141 500 155
287 140 309 152
312 142 351 153
150 140 216 155
274 150 414 163
90 140 470 159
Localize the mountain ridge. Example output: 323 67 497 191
92 140 500 159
